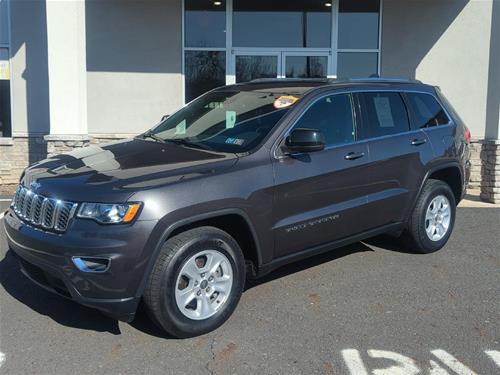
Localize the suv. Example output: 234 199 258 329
4 78 471 338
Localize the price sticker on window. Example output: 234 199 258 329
273 95 299 109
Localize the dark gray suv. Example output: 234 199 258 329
4 78 471 337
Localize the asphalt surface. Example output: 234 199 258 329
0 200 498 374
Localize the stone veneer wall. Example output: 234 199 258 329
469 139 500 203
1 136 500 203
0 135 129 188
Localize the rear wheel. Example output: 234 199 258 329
404 179 456 253
144 226 245 338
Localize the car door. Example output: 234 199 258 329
272 92 373 258
356 91 434 228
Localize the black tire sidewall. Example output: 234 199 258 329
157 230 245 337
416 183 456 253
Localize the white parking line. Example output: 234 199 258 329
0 352 5 368
485 350 500 367
431 350 477 375
0 212 4 220
342 349 369 375
368 350 420 375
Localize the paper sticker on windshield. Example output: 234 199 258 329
226 111 236 129
273 95 299 109
175 120 186 134
225 138 244 146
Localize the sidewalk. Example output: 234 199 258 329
459 189 500 208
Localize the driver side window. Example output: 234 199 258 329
292 93 356 147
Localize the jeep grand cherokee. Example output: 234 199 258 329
4 78 471 337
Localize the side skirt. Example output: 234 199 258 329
256 222 404 278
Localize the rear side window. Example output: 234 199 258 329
292 93 355 147
405 92 450 129
359 92 410 138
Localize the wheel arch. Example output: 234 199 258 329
416 162 464 208
135 209 262 298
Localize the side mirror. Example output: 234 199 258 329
161 114 169 121
283 128 325 154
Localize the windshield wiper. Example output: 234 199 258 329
141 130 166 143
164 138 213 151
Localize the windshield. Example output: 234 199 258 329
145 90 298 153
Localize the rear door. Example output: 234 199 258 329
356 91 434 227
404 91 455 161
272 92 372 258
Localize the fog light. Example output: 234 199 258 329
72 257 110 273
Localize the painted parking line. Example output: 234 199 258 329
0 352 5 368
341 349 499 375
0 212 4 220
431 349 477 375
485 351 500 367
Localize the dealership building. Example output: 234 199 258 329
0 0 499 202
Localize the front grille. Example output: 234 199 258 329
11 185 78 233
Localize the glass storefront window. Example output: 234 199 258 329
0 0 10 138
183 0 381 100
338 0 380 49
184 51 226 103
233 0 331 48
236 55 278 83
337 52 378 78
0 0 8 46
185 0 226 48
285 56 328 78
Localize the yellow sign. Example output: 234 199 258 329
0 60 9 80
273 95 299 109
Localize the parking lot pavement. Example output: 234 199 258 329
0 200 499 375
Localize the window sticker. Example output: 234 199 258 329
373 97 395 128
273 95 299 109
205 101 223 109
225 138 245 146
175 119 186 134
226 110 236 129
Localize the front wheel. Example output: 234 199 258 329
404 179 456 253
144 226 245 338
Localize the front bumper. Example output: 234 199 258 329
4 208 159 322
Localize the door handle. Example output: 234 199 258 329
344 152 365 160
411 138 427 146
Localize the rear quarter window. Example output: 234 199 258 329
405 92 450 130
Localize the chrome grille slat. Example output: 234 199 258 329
11 185 77 233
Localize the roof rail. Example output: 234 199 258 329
346 77 422 84
248 77 328 83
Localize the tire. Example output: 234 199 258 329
404 179 456 254
144 226 245 338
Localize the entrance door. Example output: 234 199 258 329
233 52 281 83
231 51 331 83
282 52 330 79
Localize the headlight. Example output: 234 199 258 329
77 202 141 224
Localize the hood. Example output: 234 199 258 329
21 138 238 202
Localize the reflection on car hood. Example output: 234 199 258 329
20 138 238 202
